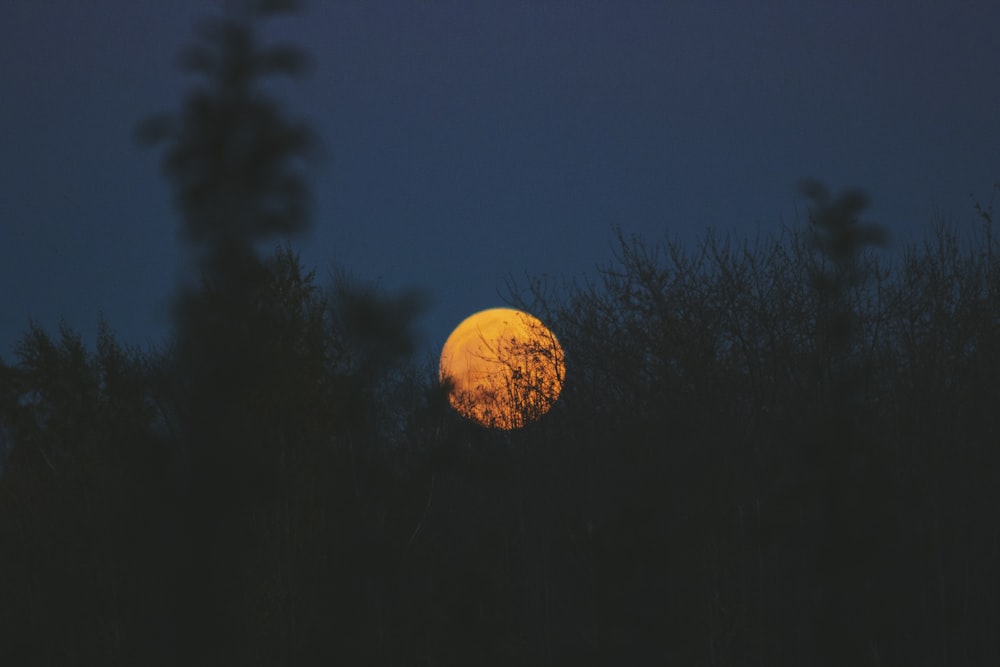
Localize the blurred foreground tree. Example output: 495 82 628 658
138 2 327 662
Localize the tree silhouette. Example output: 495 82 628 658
138 2 323 662
501 191 1000 665
0 320 164 663
3 180 1000 663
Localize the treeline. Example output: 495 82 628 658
3 200 998 666
2 3 999 665
501 198 1000 666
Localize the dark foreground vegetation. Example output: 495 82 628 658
2 4 998 666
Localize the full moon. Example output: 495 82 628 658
439 308 565 430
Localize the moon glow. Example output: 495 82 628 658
439 308 565 430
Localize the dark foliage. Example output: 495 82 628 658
4 200 998 665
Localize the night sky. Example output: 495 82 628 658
2 1 999 360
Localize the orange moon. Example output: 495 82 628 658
439 308 565 430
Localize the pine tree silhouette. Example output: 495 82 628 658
139 2 315 662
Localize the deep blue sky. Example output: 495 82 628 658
2 1 999 360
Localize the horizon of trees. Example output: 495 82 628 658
2 3 999 665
